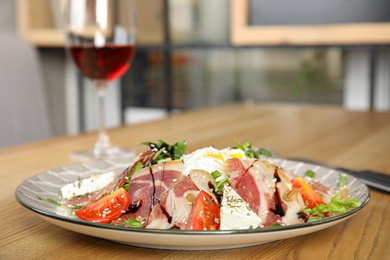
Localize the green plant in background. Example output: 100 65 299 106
292 49 342 100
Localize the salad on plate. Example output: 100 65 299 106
39 140 362 231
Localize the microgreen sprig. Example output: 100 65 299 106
141 140 187 166
121 218 143 227
211 170 230 193
37 197 75 212
233 141 272 159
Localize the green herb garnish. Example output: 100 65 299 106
270 223 282 227
121 218 143 227
72 204 82 210
258 148 272 157
211 170 222 180
130 161 143 177
339 172 348 188
141 140 187 166
211 170 230 193
233 141 272 158
122 161 143 192
307 193 361 222
172 140 187 159
37 197 74 212
304 170 315 178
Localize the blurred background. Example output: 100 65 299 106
1 0 390 148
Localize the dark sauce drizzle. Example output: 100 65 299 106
170 225 180 230
161 205 173 224
149 162 167 215
149 167 156 214
298 211 309 222
126 200 142 213
208 181 222 204
270 168 286 217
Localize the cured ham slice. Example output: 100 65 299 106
226 158 305 227
62 167 132 209
63 150 156 209
145 176 199 230
111 160 183 226
188 169 218 202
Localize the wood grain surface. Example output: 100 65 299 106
1 103 389 259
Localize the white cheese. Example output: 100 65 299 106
181 147 246 180
220 183 262 230
60 171 115 200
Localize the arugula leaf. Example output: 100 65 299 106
211 170 222 179
72 204 82 210
307 193 361 221
211 170 230 193
304 170 315 178
37 197 74 212
120 180 130 193
140 141 152 147
234 141 252 150
258 148 272 158
172 140 187 160
142 140 187 165
130 161 143 177
121 218 143 227
152 147 167 162
339 172 348 188
216 177 230 193
234 141 272 159
122 161 143 192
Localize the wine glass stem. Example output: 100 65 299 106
94 80 111 153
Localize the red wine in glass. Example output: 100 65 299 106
68 44 135 81
64 0 137 161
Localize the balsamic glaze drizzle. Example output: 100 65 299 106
208 181 222 204
149 162 167 218
271 168 286 217
126 200 142 213
149 167 156 214
298 211 309 222
161 206 172 224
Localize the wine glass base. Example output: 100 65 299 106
71 146 136 163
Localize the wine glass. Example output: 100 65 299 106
64 0 136 161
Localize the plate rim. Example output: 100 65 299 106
15 158 371 236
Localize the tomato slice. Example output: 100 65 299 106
186 190 220 231
75 188 130 223
291 176 324 209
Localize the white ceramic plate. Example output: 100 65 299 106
15 158 370 250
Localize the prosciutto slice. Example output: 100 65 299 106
145 176 199 230
111 160 183 226
62 150 156 209
62 167 132 209
226 158 305 227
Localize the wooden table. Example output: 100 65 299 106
1 103 389 259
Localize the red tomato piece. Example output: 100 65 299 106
75 188 130 223
291 176 324 209
186 190 221 231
